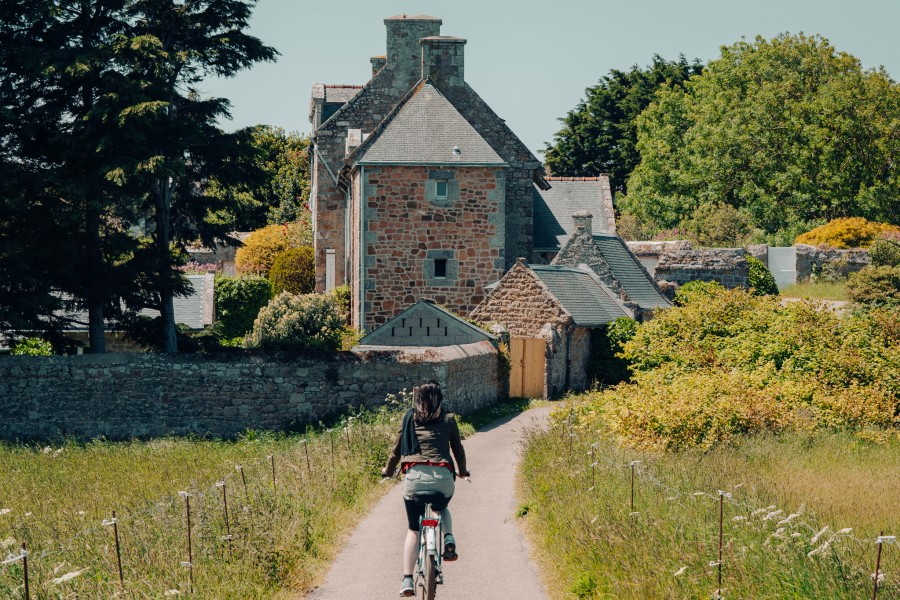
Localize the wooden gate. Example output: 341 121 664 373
509 338 545 398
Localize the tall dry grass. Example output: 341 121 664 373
518 408 899 599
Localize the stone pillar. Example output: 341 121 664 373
420 36 466 89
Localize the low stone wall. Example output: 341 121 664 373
654 248 749 289
0 342 498 441
795 244 869 281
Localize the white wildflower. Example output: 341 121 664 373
871 572 886 584
76 511 86 516
164 590 182 596
751 508 768 517
837 528 853 535
777 513 800 526
53 448 64 457
0 509 11 516
674 566 687 576
792 532 802 538
732 516 747 522
50 569 86 585
629 512 641 518
811 526 830 544
42 446 51 454
0 538 15 549
808 541 831 557
763 510 784 521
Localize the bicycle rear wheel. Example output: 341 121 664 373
421 553 437 600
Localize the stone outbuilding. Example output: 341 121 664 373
471 260 632 399
551 212 672 321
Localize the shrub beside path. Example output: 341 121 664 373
304 406 552 600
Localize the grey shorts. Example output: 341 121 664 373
402 464 455 502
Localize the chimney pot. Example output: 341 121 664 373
572 210 593 236
420 36 466 89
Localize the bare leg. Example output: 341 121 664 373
404 529 418 575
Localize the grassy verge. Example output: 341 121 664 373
0 396 533 598
780 280 849 301
518 405 899 599
0 408 400 599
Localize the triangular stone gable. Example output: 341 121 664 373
354 84 505 166
359 300 494 347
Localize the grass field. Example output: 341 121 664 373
519 404 899 599
0 397 530 599
780 280 849 301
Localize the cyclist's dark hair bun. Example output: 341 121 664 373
414 380 443 424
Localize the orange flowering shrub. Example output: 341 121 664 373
794 217 900 249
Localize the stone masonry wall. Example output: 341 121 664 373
795 244 870 281
358 166 506 331
654 248 749 289
470 260 572 338
0 342 498 441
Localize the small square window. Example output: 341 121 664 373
434 259 448 278
435 180 449 199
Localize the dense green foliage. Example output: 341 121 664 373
10 337 53 356
543 55 702 192
520 421 898 599
747 256 779 296
869 234 900 267
846 266 900 306
606 317 639 351
795 217 900 249
247 292 346 352
0 0 276 352
214 275 272 339
206 126 311 230
625 34 900 245
577 286 898 450
269 246 315 295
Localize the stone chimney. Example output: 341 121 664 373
572 210 593 235
370 55 386 76
420 36 466 89
384 15 442 85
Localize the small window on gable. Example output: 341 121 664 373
435 180 449 199
434 259 448 278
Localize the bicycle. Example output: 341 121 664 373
415 504 444 600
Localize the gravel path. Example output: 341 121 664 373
305 406 552 600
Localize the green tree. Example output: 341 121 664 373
626 34 900 242
109 0 277 352
0 0 146 351
206 125 311 230
543 55 702 192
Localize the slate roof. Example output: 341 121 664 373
358 300 494 347
324 85 363 104
529 265 631 326
354 83 505 166
533 177 615 252
592 234 672 310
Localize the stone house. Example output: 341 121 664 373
309 14 570 332
471 259 632 398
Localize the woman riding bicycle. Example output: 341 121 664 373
382 380 469 597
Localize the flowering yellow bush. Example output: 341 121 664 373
794 217 900 249
236 221 309 276
577 287 899 449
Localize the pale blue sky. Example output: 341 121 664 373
203 0 899 157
